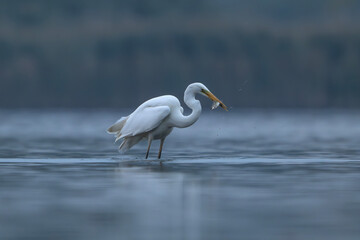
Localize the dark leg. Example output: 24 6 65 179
158 138 165 159
146 136 153 159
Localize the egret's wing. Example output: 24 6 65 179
119 106 171 138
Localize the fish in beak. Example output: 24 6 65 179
201 89 228 111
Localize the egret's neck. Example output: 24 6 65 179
174 87 202 128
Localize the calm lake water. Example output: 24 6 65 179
0 109 360 240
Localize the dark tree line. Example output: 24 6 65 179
0 0 359 108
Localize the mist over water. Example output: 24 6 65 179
1 109 360 240
1 109 360 159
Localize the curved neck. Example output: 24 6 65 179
174 87 202 128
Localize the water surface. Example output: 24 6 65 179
0 109 360 240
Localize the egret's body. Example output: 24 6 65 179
107 83 227 159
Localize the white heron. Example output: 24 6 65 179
107 82 227 159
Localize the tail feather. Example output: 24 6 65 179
108 116 144 153
115 133 126 142
107 116 128 133
119 135 143 152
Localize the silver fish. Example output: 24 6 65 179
211 101 220 110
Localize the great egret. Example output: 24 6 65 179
107 82 227 159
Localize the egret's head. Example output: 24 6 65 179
188 82 228 111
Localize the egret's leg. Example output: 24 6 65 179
146 136 153 159
158 138 165 159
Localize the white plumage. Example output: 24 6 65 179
107 82 227 159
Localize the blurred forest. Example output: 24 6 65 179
0 0 360 108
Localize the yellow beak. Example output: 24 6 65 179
202 90 228 111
